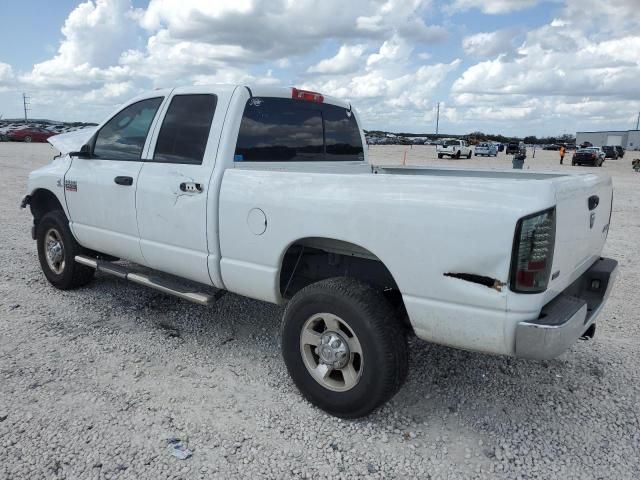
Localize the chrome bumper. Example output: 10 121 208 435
515 257 618 360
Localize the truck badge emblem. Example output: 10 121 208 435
65 180 78 192
590 212 596 229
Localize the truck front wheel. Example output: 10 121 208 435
281 277 408 418
36 210 95 289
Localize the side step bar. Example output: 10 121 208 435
75 255 224 306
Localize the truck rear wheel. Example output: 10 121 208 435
281 277 408 418
467 151 472 159
455 150 461 159
437 153 443 159
36 210 94 289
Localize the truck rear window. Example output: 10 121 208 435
235 97 363 162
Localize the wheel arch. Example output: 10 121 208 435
28 188 66 225
277 237 407 323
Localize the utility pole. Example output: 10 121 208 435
435 102 440 136
22 93 30 122
636 111 639 130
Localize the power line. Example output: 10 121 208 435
22 93 31 122
435 102 440 136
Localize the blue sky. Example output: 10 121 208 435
1 0 638 136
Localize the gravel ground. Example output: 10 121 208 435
1 142 639 479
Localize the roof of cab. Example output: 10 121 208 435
169 84 350 109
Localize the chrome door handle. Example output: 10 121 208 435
179 182 203 193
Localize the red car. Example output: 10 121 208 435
8 127 55 143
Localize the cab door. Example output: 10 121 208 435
135 87 231 285
64 95 167 264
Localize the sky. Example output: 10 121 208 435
0 0 639 136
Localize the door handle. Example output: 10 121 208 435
180 182 203 193
114 176 133 186
588 195 599 210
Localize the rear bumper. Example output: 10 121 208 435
514 257 618 360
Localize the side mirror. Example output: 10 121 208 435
70 144 91 159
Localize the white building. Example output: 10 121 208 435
576 130 640 150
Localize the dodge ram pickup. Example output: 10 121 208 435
22 85 618 418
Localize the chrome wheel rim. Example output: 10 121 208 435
300 313 363 392
44 228 65 274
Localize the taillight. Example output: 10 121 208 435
292 88 324 103
510 208 556 293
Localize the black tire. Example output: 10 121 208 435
36 210 94 289
24 136 32 143
467 151 472 159
281 277 409 418
455 150 461 159
437 153 443 159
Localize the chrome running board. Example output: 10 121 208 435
75 255 224 306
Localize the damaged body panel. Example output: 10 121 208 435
444 272 506 292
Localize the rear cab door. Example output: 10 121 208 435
135 85 235 286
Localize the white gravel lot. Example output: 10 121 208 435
1 142 639 479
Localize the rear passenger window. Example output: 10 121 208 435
235 97 363 162
153 94 217 165
235 98 323 162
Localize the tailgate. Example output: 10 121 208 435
549 173 612 295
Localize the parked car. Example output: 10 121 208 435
436 139 472 159
602 146 618 159
572 147 605 166
8 127 56 143
506 142 525 155
543 144 560 151
21 85 617 418
614 146 625 158
474 142 498 157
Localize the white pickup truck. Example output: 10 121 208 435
22 85 617 418
437 139 473 159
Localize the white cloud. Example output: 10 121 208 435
21 0 139 90
462 29 519 58
448 0 540 14
307 45 367 75
0 63 14 91
137 0 443 60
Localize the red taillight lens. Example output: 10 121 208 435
510 208 556 293
292 88 324 103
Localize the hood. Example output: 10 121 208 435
47 127 96 154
